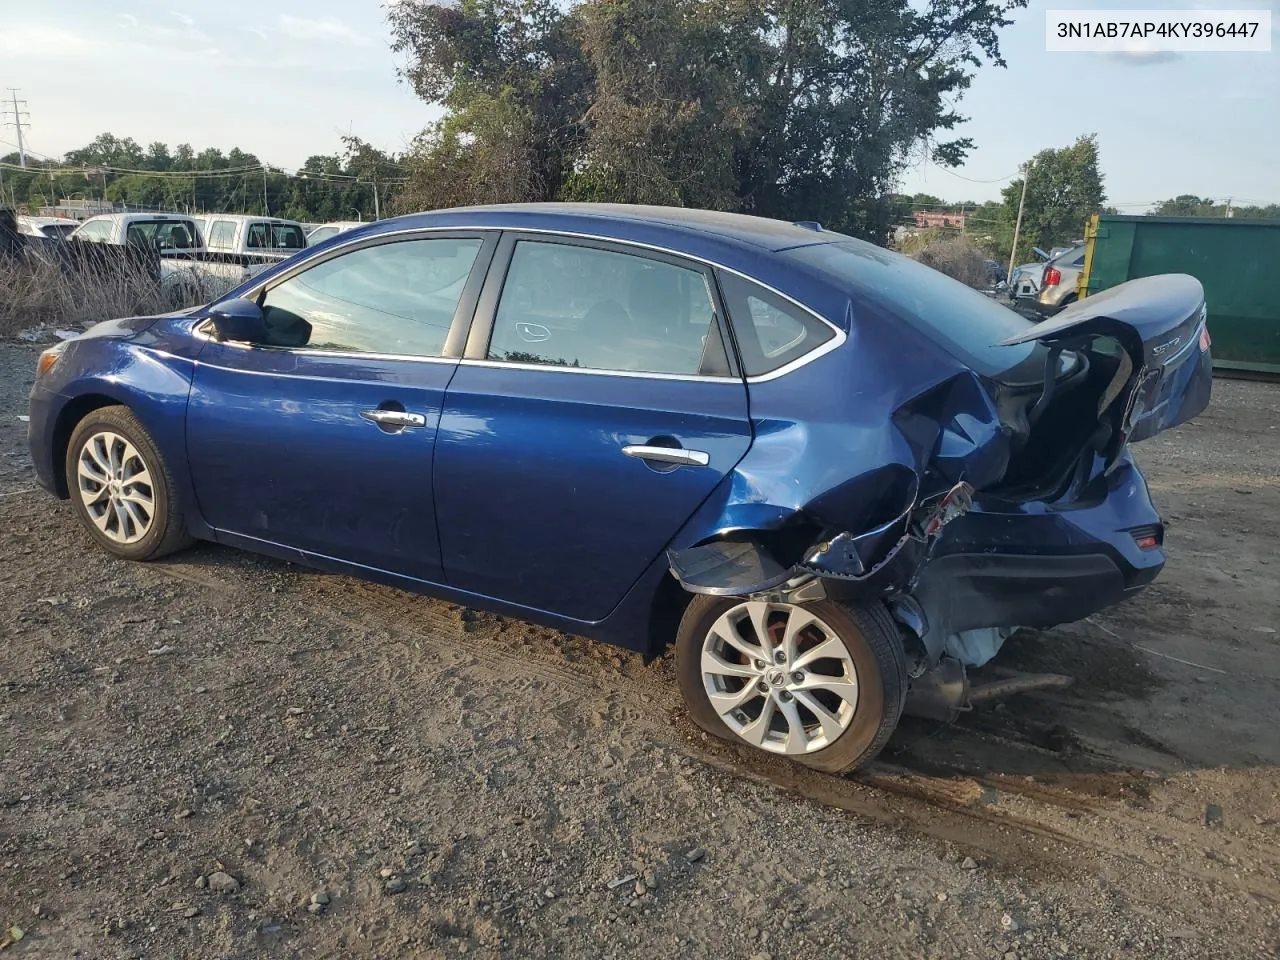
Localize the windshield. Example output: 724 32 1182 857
40 223 77 240
787 239 1037 376
247 222 307 250
124 219 200 251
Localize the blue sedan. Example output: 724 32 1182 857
27 204 1212 773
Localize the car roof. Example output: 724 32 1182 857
382 203 838 254
203 213 305 226
79 213 197 224
18 215 78 226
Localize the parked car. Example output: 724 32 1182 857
16 215 79 240
981 259 1006 291
1036 243 1088 315
307 220 365 245
1008 247 1052 300
198 214 308 262
26 204 1211 774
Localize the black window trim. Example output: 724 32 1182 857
460 230 743 382
199 228 500 363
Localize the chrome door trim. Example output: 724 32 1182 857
455 357 741 384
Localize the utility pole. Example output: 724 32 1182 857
4 89 30 168
1223 197 1233 218
1007 160 1033 286
262 165 270 216
372 172 380 220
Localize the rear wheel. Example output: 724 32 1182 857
675 596 907 774
64 405 193 561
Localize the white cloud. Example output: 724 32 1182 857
278 14 371 46
115 10 213 48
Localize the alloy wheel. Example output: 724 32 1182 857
700 600 859 755
76 430 156 545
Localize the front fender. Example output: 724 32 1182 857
35 333 208 538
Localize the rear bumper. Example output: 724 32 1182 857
909 456 1164 654
1034 294 1071 316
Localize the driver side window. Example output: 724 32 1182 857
257 237 483 357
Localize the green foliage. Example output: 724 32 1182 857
387 0 1029 240
1150 195 1280 219
997 135 1105 263
0 135 403 223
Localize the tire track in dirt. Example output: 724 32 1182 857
140 555 1280 906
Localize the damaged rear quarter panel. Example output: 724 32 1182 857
667 293 1010 584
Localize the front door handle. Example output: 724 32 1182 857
360 409 427 429
622 445 710 467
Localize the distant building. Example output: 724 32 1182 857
913 210 969 230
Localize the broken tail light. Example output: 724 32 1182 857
1129 525 1163 550
1043 266 1062 288
1199 324 1212 352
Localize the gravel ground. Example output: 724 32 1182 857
1 340 1278 959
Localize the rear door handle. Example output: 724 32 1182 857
360 409 427 428
622 445 710 467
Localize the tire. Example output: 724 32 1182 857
64 405 194 562
676 595 907 774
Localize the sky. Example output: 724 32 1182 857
0 0 1276 209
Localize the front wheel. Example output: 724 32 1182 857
64 405 194 561
675 596 907 774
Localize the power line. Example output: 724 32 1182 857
926 160 1019 184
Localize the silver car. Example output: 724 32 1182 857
1036 244 1087 315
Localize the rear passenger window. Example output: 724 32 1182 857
487 240 730 377
257 238 482 357
717 272 834 376
209 221 236 248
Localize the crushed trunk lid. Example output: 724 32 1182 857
999 274 1211 449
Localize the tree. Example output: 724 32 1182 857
1152 194 1213 217
1 133 406 222
389 0 591 205
564 0 749 208
1150 195 1280 219
998 135 1105 263
388 0 1027 240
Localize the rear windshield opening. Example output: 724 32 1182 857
125 220 200 251
248 223 307 250
788 239 1038 376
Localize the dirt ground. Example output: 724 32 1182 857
1 339 1277 959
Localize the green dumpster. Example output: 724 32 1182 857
1078 214 1280 374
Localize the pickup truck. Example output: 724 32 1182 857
71 213 306 300
190 214 308 262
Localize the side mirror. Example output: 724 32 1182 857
209 297 267 343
